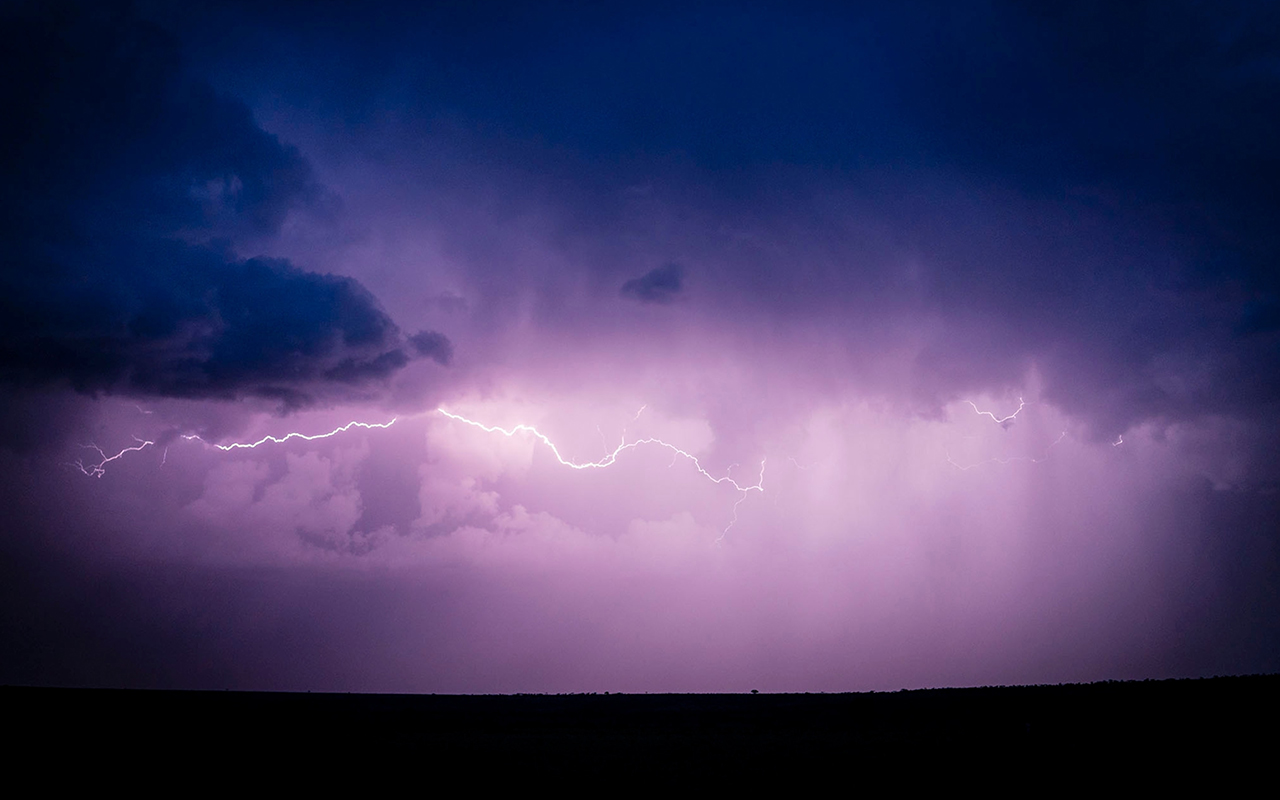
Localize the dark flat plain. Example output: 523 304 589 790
5 676 1275 782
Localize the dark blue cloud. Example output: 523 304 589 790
0 1 448 407
0 239 411 408
408 330 454 365
84 1 1280 427
1 1 319 241
621 264 685 305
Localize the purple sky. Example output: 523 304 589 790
2 1 1278 691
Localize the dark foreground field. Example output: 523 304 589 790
5 675 1275 782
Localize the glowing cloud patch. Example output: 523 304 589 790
435 407 765 536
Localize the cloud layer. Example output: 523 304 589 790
1 1 1277 692
0 2 448 408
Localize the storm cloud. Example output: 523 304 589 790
0 2 448 407
621 263 685 305
2 1 1278 694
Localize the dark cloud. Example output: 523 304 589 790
1 0 1278 695
408 330 454 366
0 1 448 408
621 263 685 305
141 0 1280 433
1 1 318 242
1 239 424 407
0 391 96 455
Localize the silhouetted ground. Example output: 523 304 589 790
5 676 1275 784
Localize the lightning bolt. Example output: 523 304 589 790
966 397 1025 426
946 431 1067 471
182 418 398 450
77 416 400 476
435 407 765 536
80 401 769 541
70 437 155 478
1113 435 1124 446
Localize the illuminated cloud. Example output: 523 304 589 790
2 0 1278 692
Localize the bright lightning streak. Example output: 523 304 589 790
78 401 769 543
716 460 768 543
436 409 764 490
77 416 400 477
1113 435 1124 446
70 437 155 478
436 407 766 536
183 418 398 450
966 397 1025 426
946 431 1067 471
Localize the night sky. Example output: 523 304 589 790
3 0 1278 692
